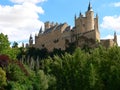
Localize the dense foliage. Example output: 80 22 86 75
1 46 120 90
42 46 120 90
0 67 7 89
0 33 20 59
0 33 10 53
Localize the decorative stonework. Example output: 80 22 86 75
28 2 117 51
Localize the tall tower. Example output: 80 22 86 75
86 2 94 32
95 14 99 31
94 13 100 42
29 34 33 46
74 14 77 27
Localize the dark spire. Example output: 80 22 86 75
39 27 42 34
75 14 76 20
29 34 33 40
79 11 82 17
29 34 33 46
96 13 98 18
88 1 92 11
114 31 116 35
114 31 118 45
114 31 117 40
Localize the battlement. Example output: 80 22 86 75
44 21 58 30
28 2 117 51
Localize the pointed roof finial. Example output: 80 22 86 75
75 14 76 20
29 34 33 40
79 11 82 17
88 1 92 11
39 27 42 34
114 31 118 45
96 13 98 18
114 31 116 35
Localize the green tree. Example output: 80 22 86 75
43 48 88 90
6 63 32 90
0 67 7 89
33 70 49 90
10 45 120 90
12 41 18 48
0 33 19 59
0 33 10 53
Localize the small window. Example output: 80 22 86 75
65 39 69 44
42 44 45 47
83 24 85 27
53 39 59 43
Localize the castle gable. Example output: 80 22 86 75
29 2 117 51
44 25 57 34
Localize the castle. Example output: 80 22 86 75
29 2 117 51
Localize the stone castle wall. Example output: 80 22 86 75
34 23 70 51
29 3 117 51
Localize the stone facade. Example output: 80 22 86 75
29 2 117 51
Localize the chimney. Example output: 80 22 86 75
45 21 50 30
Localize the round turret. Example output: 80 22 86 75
86 2 94 31
29 34 33 46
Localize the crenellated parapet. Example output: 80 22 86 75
28 2 117 51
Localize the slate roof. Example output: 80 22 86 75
43 24 65 34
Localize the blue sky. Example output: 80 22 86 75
40 0 120 38
0 0 120 46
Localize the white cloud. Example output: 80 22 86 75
100 15 120 31
116 35 120 46
10 0 46 4
111 2 120 7
101 35 114 40
101 35 120 46
0 0 45 44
